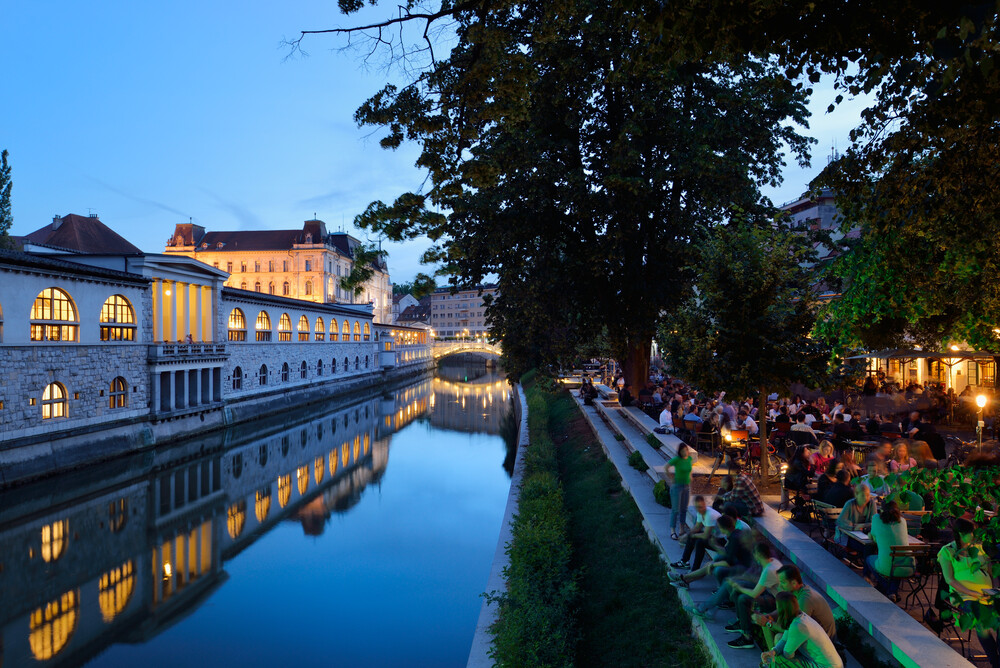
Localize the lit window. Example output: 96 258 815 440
281 362 289 382
298 316 310 341
363 322 370 340
29 590 78 660
226 261 233 273
305 259 312 271
109 377 128 408
268 282 275 295
259 364 268 385
297 465 309 494
98 561 134 622
232 366 243 390
304 280 312 296
278 475 291 507
228 308 247 341
240 262 247 273
239 281 247 290
255 311 272 341
282 281 290 296
254 281 261 292
30 288 79 342
42 383 67 419
108 498 127 532
227 501 246 538
329 449 338 476
353 321 361 341
100 295 136 341
315 317 325 341
255 489 271 522
41 519 69 561
254 261 260 272
314 456 324 484
278 313 292 341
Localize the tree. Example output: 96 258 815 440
659 219 830 472
0 150 12 250
307 0 813 384
393 273 437 298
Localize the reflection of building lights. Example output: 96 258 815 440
163 563 173 578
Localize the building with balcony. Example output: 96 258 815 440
429 285 496 339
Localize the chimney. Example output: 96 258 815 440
52 215 62 229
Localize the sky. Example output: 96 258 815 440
2 1 869 284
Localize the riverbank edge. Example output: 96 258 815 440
0 360 434 487
467 382 529 667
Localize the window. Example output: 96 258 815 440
344 357 349 372
227 262 233 273
305 260 312 271
232 366 243 390
109 377 128 408
255 489 271 522
329 320 338 341
228 308 247 341
342 320 350 340
283 260 289 272
213 262 219 269
42 382 67 419
239 281 247 290
315 317 325 341
278 313 292 341
98 561 134 623
317 359 323 376
29 590 78 661
332 358 337 373
268 282 275 295
354 321 361 341
254 261 260 272
298 316 310 341
255 311 272 341
41 519 69 562
240 262 247 273
363 322 370 340
282 282 290 296
297 465 309 494
254 281 261 292
355 356 360 370
281 362 289 382
300 361 308 379
269 260 274 272
227 501 246 538
31 288 79 342
100 295 136 341
304 280 313 296
365 355 369 369
259 364 268 385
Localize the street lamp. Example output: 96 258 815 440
977 394 987 451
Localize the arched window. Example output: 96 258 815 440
108 498 127 533
0 300 4 342
31 288 78 342
278 475 291 507
259 364 268 385
282 281 290 296
98 561 134 623
227 500 246 539
300 360 308 379
304 280 312 296
344 357 349 372
42 382 67 419
332 358 337 373
329 449 338 476
297 316 310 341
297 465 309 494
100 295 136 341
315 317 325 341
278 313 292 341
268 282 275 295
254 281 261 292
342 320 350 339
255 489 271 522
109 377 128 408
355 356 360 370
281 362 289 382
29 590 78 661
228 308 247 341
314 456 324 484
365 355 369 369
341 442 349 467
41 519 68 562
255 311 272 342
353 321 361 341
363 322 370 340
239 281 247 290
232 366 243 390
317 359 323 376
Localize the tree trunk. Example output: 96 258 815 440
759 385 770 476
622 338 651 397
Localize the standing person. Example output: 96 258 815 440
865 501 914 599
938 518 999 668
667 444 694 540
760 592 844 667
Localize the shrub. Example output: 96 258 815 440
646 433 660 447
653 480 672 507
614 432 626 441
628 450 649 471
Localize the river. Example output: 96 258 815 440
0 361 514 668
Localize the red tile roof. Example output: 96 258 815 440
23 214 143 254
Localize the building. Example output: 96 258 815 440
163 219 393 324
392 293 419 322
429 285 496 339
778 187 839 231
396 297 431 327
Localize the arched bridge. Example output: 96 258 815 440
432 340 502 360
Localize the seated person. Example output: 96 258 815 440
780 446 814 511
889 441 917 473
658 404 675 431
775 406 792 424
816 460 842 500
723 543 784 650
737 410 759 436
683 541 779 627
811 441 836 474
835 483 876 545
864 500 914 596
671 495 720 570
865 441 893 478
683 408 705 425
719 471 765 517
761 592 844 668
669 515 752 588
822 469 854 507
790 413 819 443
938 518 999 668
619 383 634 407
754 564 836 651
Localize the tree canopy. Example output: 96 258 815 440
0 150 12 250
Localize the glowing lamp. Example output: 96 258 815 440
977 395 988 409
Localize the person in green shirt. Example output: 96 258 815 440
667 444 694 540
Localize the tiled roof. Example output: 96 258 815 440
0 249 149 284
23 214 143 254
397 304 431 322
197 229 305 251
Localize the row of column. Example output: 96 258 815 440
152 367 222 414
152 280 214 343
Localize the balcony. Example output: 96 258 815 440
149 342 229 361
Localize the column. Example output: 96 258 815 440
175 281 188 343
202 286 214 343
152 280 162 342
213 367 222 402
193 285 203 342
151 371 161 413
194 368 202 406
162 282 175 344
175 370 187 410
167 371 176 412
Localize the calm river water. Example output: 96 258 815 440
0 361 514 668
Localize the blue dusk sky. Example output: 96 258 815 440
2 1 867 283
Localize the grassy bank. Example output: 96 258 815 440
490 372 708 667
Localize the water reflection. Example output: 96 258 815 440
0 365 511 667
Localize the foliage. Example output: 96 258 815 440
339 242 387 297
653 480 672 508
628 450 648 472
392 273 437 298
488 373 579 666
318 0 813 387
646 433 661 448
834 611 896 668
0 150 12 250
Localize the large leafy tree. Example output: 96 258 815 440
659 219 831 470
0 150 12 250
303 0 813 384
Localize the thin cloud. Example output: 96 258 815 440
86 176 189 218
200 188 265 230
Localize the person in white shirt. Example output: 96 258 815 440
658 405 675 431
761 592 843 667
802 412 817 427
738 410 758 436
